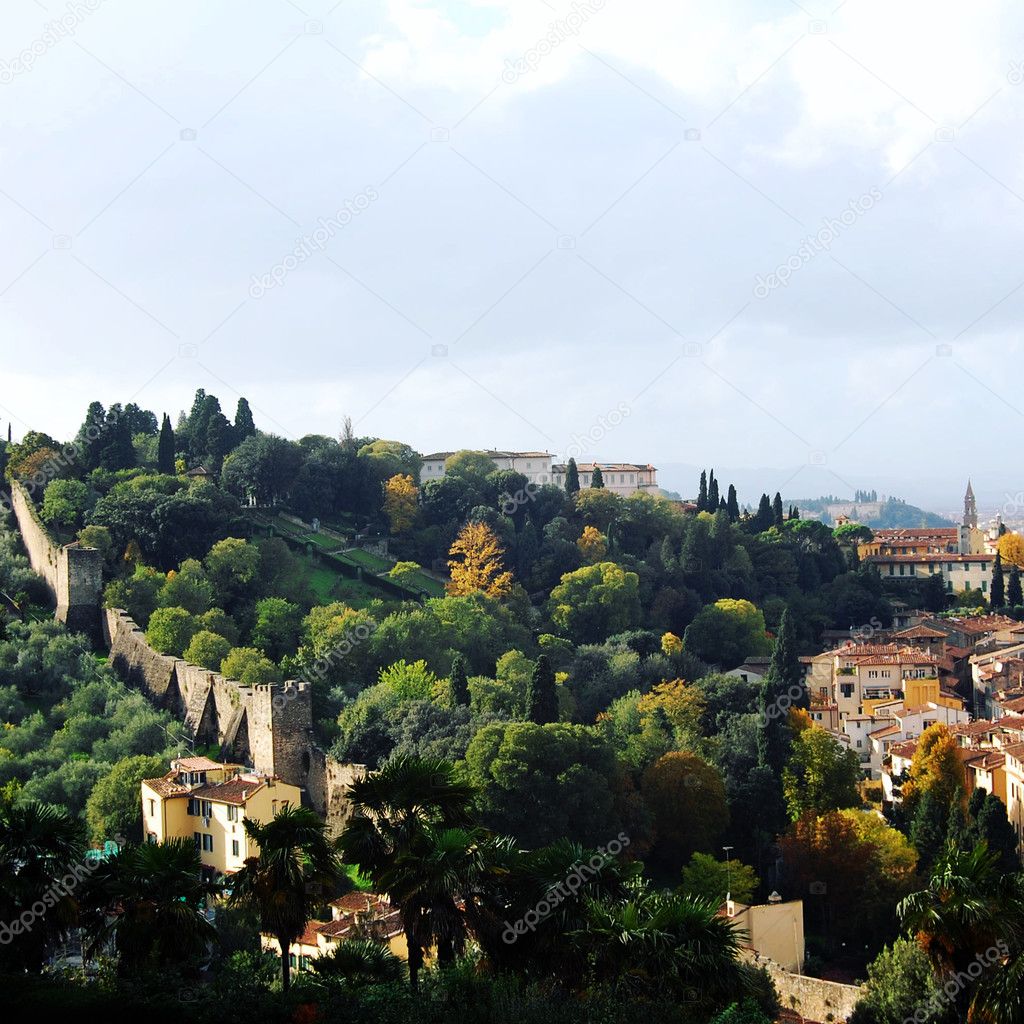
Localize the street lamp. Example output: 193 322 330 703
722 845 734 902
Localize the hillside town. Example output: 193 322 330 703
2 396 1024 1024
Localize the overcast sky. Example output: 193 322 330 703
2 0 1023 509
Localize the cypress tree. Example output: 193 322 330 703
976 793 1021 871
99 404 135 471
205 412 232 473
757 607 802 774
450 653 469 707
697 470 708 511
157 414 176 474
726 484 739 522
772 492 784 528
909 789 947 870
754 493 772 532
525 654 558 724
1008 565 1023 609
707 470 719 509
234 397 256 442
991 551 1005 608
565 457 580 495
75 401 107 472
591 465 604 489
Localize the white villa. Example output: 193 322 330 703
420 451 658 496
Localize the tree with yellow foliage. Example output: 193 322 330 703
997 531 1024 568
447 521 513 597
382 473 418 534
661 631 683 657
901 722 966 814
638 679 704 735
576 525 608 563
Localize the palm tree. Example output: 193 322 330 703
339 755 477 989
83 838 219 974
228 804 341 991
898 841 1015 1019
573 886 747 1009
308 938 406 986
465 837 634 980
0 802 85 969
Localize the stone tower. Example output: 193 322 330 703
964 480 978 529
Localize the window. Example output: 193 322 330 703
289 954 297 968
232 840 240 857
202 833 214 852
856 740 862 748
227 805 238 822
194 831 201 851
187 798 200 816
840 683 855 698
148 799 155 816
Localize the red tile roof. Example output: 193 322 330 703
141 772 190 799
190 775 268 805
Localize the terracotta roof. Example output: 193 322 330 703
998 742 1024 762
961 749 1006 770
190 775 268 805
871 528 959 539
869 723 901 738
890 740 918 759
894 625 948 639
296 921 326 947
141 772 190 799
864 553 991 563
172 756 223 771
949 615 1021 635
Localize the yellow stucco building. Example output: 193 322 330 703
141 755 303 878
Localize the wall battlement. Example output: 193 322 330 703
9 481 102 642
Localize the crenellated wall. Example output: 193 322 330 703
9 481 102 642
103 608 361 831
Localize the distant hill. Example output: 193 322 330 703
795 495 954 529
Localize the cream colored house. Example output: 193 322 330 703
420 450 554 486
824 643 951 719
141 755 302 878
550 461 658 496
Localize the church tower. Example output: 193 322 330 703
964 480 978 529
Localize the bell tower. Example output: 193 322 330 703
963 480 977 529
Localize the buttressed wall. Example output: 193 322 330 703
103 608 361 832
9 481 102 642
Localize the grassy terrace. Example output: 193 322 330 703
255 512 447 602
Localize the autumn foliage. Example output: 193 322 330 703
997 531 1024 567
577 525 608 563
447 521 513 598
382 473 418 534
